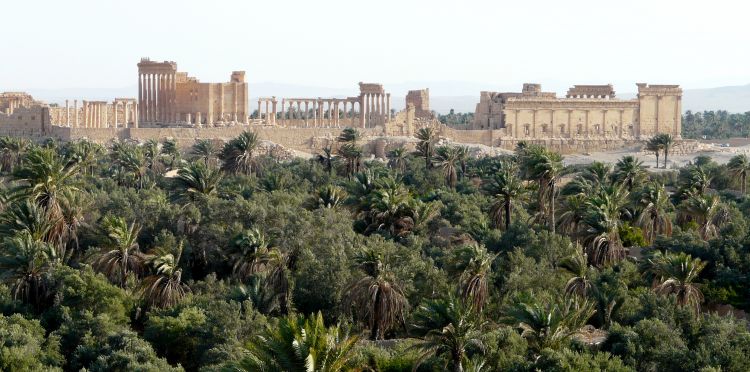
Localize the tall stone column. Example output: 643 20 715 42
258 100 262 121
219 86 225 122
134 103 139 128
304 101 309 127
114 102 119 128
65 100 70 127
82 101 87 128
124 102 129 128
360 97 366 128
281 99 286 125
319 100 324 127
138 74 143 123
335 101 341 127
74 100 79 128
271 99 277 125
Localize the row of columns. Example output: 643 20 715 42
359 93 391 128
138 72 176 124
62 100 139 128
256 93 392 129
3 99 22 115
257 98 361 128
82 101 108 128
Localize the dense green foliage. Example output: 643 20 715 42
683 110 750 139
0 132 748 371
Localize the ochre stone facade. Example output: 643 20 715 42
138 58 248 126
471 83 682 139
405 89 431 119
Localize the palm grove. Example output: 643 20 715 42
0 128 749 372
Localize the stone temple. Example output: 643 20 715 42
472 83 682 139
0 57 690 156
137 58 249 126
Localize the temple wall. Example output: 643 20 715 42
0 106 51 138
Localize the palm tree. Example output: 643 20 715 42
658 133 674 168
344 248 407 340
228 229 291 313
645 137 662 168
387 146 408 174
235 312 358 372
415 127 437 169
63 139 103 176
142 139 160 171
411 298 486 372
316 184 347 209
613 155 646 191
457 245 497 313
363 179 414 236
485 159 525 230
522 146 564 232
582 185 630 266
228 228 272 281
191 139 218 165
219 130 260 175
727 153 750 194
678 194 729 240
13 147 81 229
337 127 361 144
90 216 145 287
140 241 191 308
681 163 712 196
317 145 335 175
456 146 470 180
635 182 673 244
0 137 30 172
338 143 362 177
113 144 148 189
558 249 594 299
173 161 222 203
557 194 588 243
434 146 461 188
58 189 90 262
0 232 56 309
0 200 55 245
161 139 180 168
505 299 595 354
646 252 706 313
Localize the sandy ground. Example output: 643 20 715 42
564 144 750 169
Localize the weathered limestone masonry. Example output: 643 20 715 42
405 89 432 119
471 83 682 140
258 82 391 129
48 99 138 129
138 58 248 127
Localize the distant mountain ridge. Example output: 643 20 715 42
16 83 750 115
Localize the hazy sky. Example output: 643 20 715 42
4 0 749 96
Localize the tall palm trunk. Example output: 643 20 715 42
505 197 512 230
663 147 669 168
549 181 556 233
655 152 660 168
452 352 464 372
370 289 381 340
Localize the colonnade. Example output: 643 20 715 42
359 92 391 128
138 71 176 124
112 99 138 128
3 99 22 115
82 101 108 128
73 100 138 128
257 93 391 128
